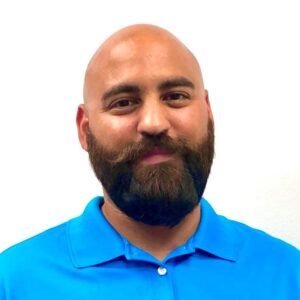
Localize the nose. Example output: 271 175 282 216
137 99 171 137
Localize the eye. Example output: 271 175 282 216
112 99 133 108
162 92 190 107
108 98 139 114
163 92 188 101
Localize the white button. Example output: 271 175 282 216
157 266 167 276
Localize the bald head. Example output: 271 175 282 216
83 24 204 104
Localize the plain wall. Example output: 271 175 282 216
0 0 299 251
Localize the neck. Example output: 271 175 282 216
101 191 201 261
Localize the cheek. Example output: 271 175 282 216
90 115 136 149
170 106 209 142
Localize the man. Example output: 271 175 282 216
0 24 299 299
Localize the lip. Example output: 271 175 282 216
139 147 174 165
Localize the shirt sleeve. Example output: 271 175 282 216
0 254 7 300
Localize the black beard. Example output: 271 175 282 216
87 119 214 227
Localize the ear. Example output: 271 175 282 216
204 89 214 125
76 104 89 151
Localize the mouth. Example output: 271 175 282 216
139 147 175 165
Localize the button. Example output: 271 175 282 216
157 266 167 276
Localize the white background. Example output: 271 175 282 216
0 0 299 252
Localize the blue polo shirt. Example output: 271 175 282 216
1 197 299 299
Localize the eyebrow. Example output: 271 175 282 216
102 84 141 103
158 76 195 91
101 76 195 103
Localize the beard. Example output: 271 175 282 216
87 119 214 227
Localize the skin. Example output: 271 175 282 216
76 24 214 260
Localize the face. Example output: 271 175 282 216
77 31 214 226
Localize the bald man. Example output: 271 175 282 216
1 24 299 300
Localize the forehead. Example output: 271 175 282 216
87 36 202 97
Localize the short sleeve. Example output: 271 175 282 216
0 254 7 300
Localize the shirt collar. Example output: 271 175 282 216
67 197 242 268
67 196 126 268
192 198 242 262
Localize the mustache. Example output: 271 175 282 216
89 133 190 164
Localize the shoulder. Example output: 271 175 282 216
0 221 70 279
224 215 300 267
201 199 300 264
1 221 68 254
0 197 102 280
